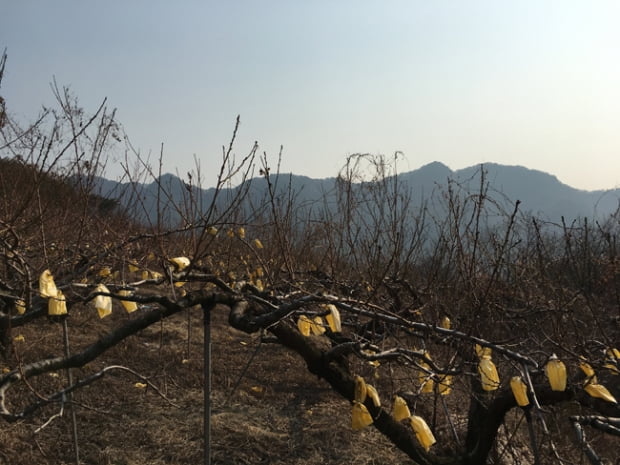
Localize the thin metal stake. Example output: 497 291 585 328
62 318 80 465
202 304 212 465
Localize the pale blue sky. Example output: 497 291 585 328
2 1 620 190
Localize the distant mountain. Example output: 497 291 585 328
453 163 619 220
92 162 620 226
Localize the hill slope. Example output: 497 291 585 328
95 162 620 225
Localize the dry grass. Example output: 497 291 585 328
0 305 417 465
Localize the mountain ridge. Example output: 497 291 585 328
94 162 620 225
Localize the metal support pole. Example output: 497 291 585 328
202 304 212 465
62 318 80 465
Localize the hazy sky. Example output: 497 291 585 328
2 1 620 190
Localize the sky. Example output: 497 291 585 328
2 1 620 191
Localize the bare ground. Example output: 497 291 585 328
0 305 417 465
